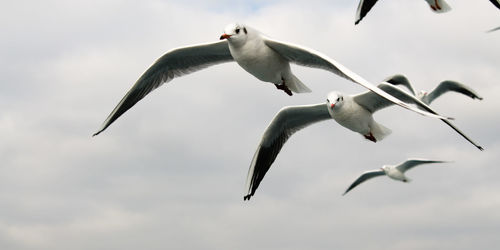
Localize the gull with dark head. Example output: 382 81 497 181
384 74 483 151
93 23 446 136
343 159 449 195
355 0 451 25
244 82 457 200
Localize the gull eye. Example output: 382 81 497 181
326 99 330 103
336 97 340 102
340 96 343 101
235 28 240 34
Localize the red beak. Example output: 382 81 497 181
330 103 335 109
220 34 231 40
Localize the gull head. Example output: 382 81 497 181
220 23 248 45
381 165 391 173
417 90 427 99
326 91 345 111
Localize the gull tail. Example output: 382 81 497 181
371 122 392 142
285 74 311 93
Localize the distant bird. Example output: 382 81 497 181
244 83 456 200
490 0 500 9
384 74 483 151
343 159 448 195
355 0 451 25
93 23 443 136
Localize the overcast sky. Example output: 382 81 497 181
1 1 499 249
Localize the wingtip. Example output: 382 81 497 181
243 194 251 201
92 130 103 137
478 146 485 151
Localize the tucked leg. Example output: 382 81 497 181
364 132 377 142
275 77 293 96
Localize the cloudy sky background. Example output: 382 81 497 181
1 0 499 249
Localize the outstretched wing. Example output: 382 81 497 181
384 74 416 95
343 169 385 195
355 0 379 25
262 37 448 120
244 103 331 200
353 83 483 151
425 80 483 105
396 159 448 173
94 40 233 136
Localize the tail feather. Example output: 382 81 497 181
371 122 392 141
286 74 311 93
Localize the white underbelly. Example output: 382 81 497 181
230 43 288 84
331 104 372 135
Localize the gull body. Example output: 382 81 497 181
244 83 454 200
343 159 449 195
93 23 446 136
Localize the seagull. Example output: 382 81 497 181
244 82 457 200
491 0 500 9
384 74 483 105
343 159 449 195
355 0 451 25
93 23 446 136
384 74 483 151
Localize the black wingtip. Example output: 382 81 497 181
92 130 103 137
478 146 485 151
243 194 251 201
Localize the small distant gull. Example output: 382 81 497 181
355 0 451 25
384 74 483 151
92 23 445 136
244 82 456 200
343 159 449 195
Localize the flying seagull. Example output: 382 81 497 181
343 159 448 195
244 82 458 200
93 23 446 136
384 74 483 150
355 0 451 25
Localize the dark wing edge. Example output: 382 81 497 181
396 159 449 172
343 169 385 195
426 80 483 105
490 0 500 9
384 74 416 95
244 103 331 200
93 40 233 136
262 38 450 120
355 0 379 25
353 83 484 151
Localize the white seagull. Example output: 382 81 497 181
355 0 451 25
384 74 483 105
93 23 445 136
343 159 449 195
244 82 456 200
384 74 483 151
